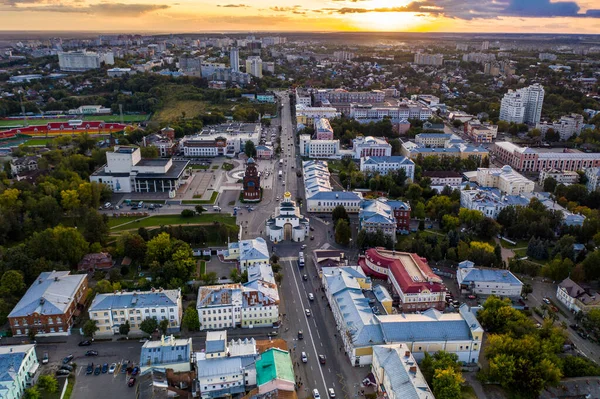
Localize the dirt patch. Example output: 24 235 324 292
256 338 288 353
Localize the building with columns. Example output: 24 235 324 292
90 146 189 193
266 192 309 242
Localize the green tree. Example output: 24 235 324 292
37 375 58 393
200 272 218 285
119 320 131 336
195 205 205 215
140 146 159 158
0 270 25 296
140 317 158 335
441 215 460 232
159 319 169 335
181 209 195 218
432 367 464 399
83 319 99 338
543 177 558 193
335 219 351 246
244 140 257 158
96 280 114 293
182 302 200 331
23 387 41 399
116 232 147 261
332 205 349 225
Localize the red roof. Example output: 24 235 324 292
360 248 444 294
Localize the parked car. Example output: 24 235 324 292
94 365 101 375
308 293 314 301
543 297 551 305
86 363 94 375
467 295 476 300
101 363 108 373
85 350 98 356
132 366 140 376
42 352 49 364
63 355 74 364
78 340 92 347
60 364 74 372
121 364 128 374
128 378 136 387
319 355 326 364
267 331 278 338
56 369 71 376
108 363 117 374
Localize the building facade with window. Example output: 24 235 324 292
8 271 88 337
140 335 192 374
88 289 183 336
0 344 39 399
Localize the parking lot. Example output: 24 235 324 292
73 359 139 399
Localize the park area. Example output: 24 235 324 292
0 114 147 128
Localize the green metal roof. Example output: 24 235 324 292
256 348 295 386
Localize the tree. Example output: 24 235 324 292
116 233 147 261
119 320 131 336
140 146 159 158
335 219 351 246
159 319 169 335
37 375 58 393
83 320 99 338
181 209 195 218
545 128 560 142
200 272 218 285
244 140 257 158
182 302 200 331
140 317 158 335
23 387 41 399
332 205 349 225
441 215 460 232
432 367 464 399
195 205 205 215
543 177 558 193
0 270 25 296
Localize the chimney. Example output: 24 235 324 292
409 366 417 374
54 277 59 282
404 351 411 357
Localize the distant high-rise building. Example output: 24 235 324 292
230 47 239 72
333 51 355 61
245 56 263 78
413 53 444 66
481 41 490 51
499 83 545 125
539 53 557 61
58 50 114 72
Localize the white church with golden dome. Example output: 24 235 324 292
266 192 310 243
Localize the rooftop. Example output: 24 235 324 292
89 289 180 311
457 265 522 286
140 336 192 368
255 348 295 386
372 344 432 399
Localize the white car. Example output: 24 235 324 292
305 309 311 317
308 293 314 301
314 389 321 399
543 297 551 304
301 352 308 363
328 388 336 398
108 363 117 374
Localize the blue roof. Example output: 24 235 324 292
373 285 392 302
459 267 522 285
363 156 414 165
206 339 225 353
140 337 191 369
89 289 180 311
308 191 362 200
0 353 25 383
380 311 473 343
416 133 451 138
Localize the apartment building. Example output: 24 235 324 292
476 166 535 194
89 289 183 336
245 56 263 78
415 133 462 148
58 50 114 71
556 278 600 313
499 83 545 125
314 118 334 140
537 113 584 141
0 345 39 399
295 104 340 126
464 120 498 144
359 249 446 311
295 89 312 106
359 199 411 239
492 141 600 172
422 171 463 187
413 53 443 66
349 103 432 123
539 168 579 185
299 134 340 159
360 156 415 180
586 167 600 192
8 271 88 337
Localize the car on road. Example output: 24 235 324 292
128 378 136 387
56 369 71 376
310 236 314 240
85 350 98 356
298 330 303 340
301 244 307 249
319 355 326 364
63 355 74 364
94 365 101 375
467 295 476 299
303 274 308 281
328 388 336 398
301 352 308 363
78 340 92 346
267 331 278 338
42 352 49 364
308 293 314 301
86 363 94 374
102 363 108 373
309 226 314 231
543 297 551 305
305 309 311 317
313 389 321 399
109 363 117 374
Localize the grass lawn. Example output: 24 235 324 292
190 191 219 203
0 114 146 127
22 138 54 146
108 215 147 228
461 385 477 399
110 213 236 232
153 100 209 122
222 163 234 171
200 260 206 275
499 238 529 249
190 164 209 170
211 165 219 170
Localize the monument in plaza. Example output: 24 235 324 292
266 192 310 242
242 157 261 201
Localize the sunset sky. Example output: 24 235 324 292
0 0 600 33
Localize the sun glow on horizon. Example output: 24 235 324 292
346 12 426 32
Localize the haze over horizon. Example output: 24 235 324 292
1 0 600 34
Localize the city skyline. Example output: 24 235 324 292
1 0 600 33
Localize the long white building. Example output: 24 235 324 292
299 134 340 159
180 123 261 157
360 156 415 180
476 166 535 195
352 136 392 159
499 83 544 124
58 50 114 71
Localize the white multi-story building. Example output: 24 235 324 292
372 345 433 399
58 50 114 71
245 56 263 78
476 166 535 195
360 156 415 180
413 53 443 66
295 89 312 106
180 123 261 157
539 53 557 61
0 344 39 399
462 52 495 64
89 289 183 335
333 51 355 61
537 113 584 141
230 47 240 72
415 133 462 148
349 103 432 123
457 261 523 298
499 83 544 125
223 237 270 270
586 167 600 192
352 136 392 159
299 134 340 159
422 171 463 187
295 104 340 126
556 278 600 313
538 168 579 185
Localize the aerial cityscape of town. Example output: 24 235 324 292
1 19 600 399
